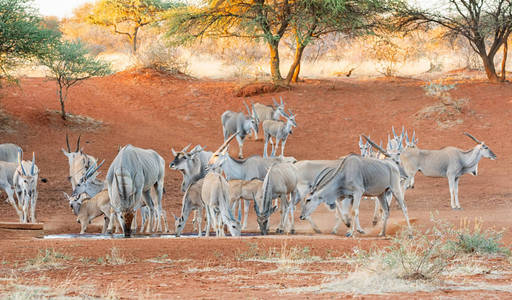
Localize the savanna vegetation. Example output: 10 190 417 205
2 0 512 90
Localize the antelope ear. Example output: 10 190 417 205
171 148 177 156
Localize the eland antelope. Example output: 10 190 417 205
106 145 166 237
170 145 211 192
62 134 97 189
202 134 242 237
400 132 496 209
293 159 350 234
262 110 296 157
300 136 411 237
221 101 259 158
228 179 263 230
14 151 39 223
251 97 287 140
254 161 298 235
174 178 205 237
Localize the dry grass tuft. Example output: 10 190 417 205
285 217 511 295
415 82 470 128
97 247 127 265
23 248 72 271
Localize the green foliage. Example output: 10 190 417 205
25 248 72 270
166 0 397 84
445 222 511 256
451 231 510 255
88 0 175 53
0 0 59 80
394 0 512 81
38 39 112 119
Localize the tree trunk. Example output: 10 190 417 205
500 39 508 82
479 52 499 82
292 63 300 83
268 42 283 84
285 41 305 85
58 87 66 120
132 27 139 54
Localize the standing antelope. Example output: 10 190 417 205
228 179 263 230
174 179 205 237
400 132 496 209
0 161 23 220
300 136 411 237
169 144 211 192
251 97 287 140
62 134 97 189
293 159 350 234
106 145 166 237
14 151 39 223
262 110 296 157
202 134 242 237
221 101 259 158
63 191 112 234
254 161 298 235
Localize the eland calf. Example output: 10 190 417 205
251 97 286 140
228 179 263 230
174 179 205 237
262 110 296 157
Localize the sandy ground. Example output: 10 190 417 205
0 69 511 298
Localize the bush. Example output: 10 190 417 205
137 37 188 75
446 218 510 256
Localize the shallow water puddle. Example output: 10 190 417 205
42 232 260 239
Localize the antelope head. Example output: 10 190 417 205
464 132 496 160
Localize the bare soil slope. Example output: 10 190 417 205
0 69 511 298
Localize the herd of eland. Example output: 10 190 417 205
0 98 497 238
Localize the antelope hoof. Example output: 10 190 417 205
452 207 462 210
289 229 296 235
276 228 283 234
314 228 322 234
345 232 353 237
372 220 378 226
357 229 366 235
378 232 386 237
331 229 337 235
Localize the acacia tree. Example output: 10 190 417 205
167 0 295 84
394 0 512 82
168 0 392 85
0 0 58 81
39 40 112 120
88 0 171 54
286 0 390 84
